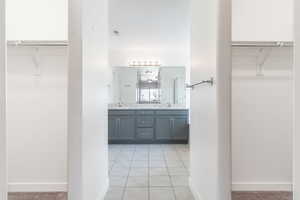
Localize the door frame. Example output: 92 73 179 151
0 0 7 199
294 0 300 198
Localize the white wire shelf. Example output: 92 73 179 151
7 40 68 46
7 40 294 47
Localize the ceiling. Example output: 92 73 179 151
109 0 191 51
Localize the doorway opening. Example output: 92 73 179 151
105 0 193 199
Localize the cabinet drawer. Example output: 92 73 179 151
137 117 154 127
155 110 188 115
109 110 135 116
136 110 155 115
136 128 154 140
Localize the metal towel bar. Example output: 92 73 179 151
186 77 214 89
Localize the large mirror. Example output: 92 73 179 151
112 66 186 106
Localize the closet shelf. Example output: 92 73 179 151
232 41 293 47
7 40 294 47
7 40 68 47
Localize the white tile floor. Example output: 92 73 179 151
105 144 194 200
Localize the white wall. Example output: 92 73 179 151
109 49 189 67
232 47 293 191
6 0 293 42
68 0 110 199
189 0 232 199
294 0 300 198
7 46 68 192
6 0 68 41
232 0 294 42
0 0 7 199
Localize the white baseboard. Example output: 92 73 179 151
8 177 109 198
232 182 293 192
189 178 292 198
8 182 67 192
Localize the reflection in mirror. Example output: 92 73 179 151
160 67 186 105
137 68 161 104
112 66 186 106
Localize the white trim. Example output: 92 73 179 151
232 182 293 192
295 0 299 198
7 178 109 196
0 0 7 199
8 182 68 193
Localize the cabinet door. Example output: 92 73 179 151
118 116 135 140
108 117 118 140
156 117 172 140
171 117 188 140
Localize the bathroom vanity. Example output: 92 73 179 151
108 108 189 144
109 66 189 144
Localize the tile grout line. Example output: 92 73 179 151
173 146 182 200
163 145 178 200
108 147 119 173
177 145 189 173
175 145 195 200
107 146 122 200
180 145 190 172
121 145 136 200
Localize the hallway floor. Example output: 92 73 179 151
7 144 292 200
105 144 194 200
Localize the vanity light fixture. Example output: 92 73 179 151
128 60 161 67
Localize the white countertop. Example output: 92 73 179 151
109 107 188 110
108 104 188 110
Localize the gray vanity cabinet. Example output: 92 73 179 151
155 117 172 140
118 117 136 140
155 116 188 141
108 115 135 141
108 109 189 144
108 116 118 140
172 117 189 140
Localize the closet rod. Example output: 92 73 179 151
7 40 68 46
232 41 294 47
6 40 294 47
